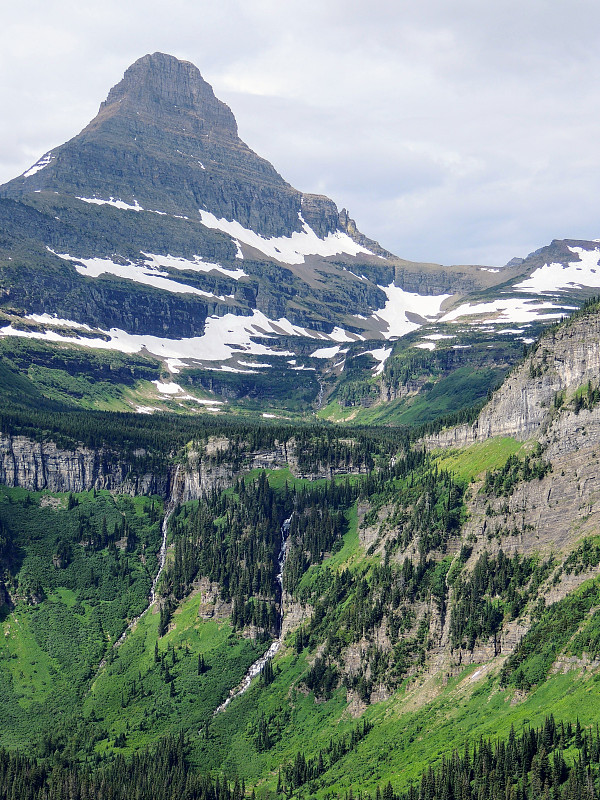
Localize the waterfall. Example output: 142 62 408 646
213 514 292 714
102 465 182 657
150 464 181 604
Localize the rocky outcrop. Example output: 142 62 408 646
428 310 600 448
0 433 165 494
0 430 366 500
457 407 600 561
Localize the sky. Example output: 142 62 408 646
1 0 600 266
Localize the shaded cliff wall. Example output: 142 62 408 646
0 433 166 495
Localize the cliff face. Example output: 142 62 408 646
461 405 600 559
0 432 362 500
0 433 166 495
429 309 600 448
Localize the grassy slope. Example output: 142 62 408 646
2 448 600 795
433 437 524 483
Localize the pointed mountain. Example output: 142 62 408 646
0 52 588 419
2 52 380 246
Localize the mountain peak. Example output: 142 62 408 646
93 52 238 139
0 52 387 244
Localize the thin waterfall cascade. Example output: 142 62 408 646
213 514 292 715
150 464 182 604
108 465 183 653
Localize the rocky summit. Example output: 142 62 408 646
0 52 600 422
4 52 342 239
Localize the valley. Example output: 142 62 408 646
1 51 600 800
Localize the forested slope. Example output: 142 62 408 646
2 305 600 797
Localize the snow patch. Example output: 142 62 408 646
199 210 374 265
184 396 224 406
49 250 233 299
515 247 600 292
371 284 452 339
440 298 573 324
78 196 144 212
152 381 183 395
415 341 436 350
166 359 185 374
363 346 392 375
141 252 246 280
237 361 272 368
311 345 343 359
329 326 363 342
26 313 93 331
23 153 54 177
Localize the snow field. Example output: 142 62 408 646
515 247 600 293
371 284 452 338
198 210 374 265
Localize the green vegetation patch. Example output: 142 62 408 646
434 437 522 483
501 576 600 691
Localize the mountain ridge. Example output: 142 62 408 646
0 52 598 423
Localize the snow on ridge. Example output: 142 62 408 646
1 309 301 364
22 294 368 363
78 196 144 212
372 284 452 339
23 153 55 177
515 247 600 293
199 210 374 265
48 250 233 299
440 297 574 324
141 252 246 280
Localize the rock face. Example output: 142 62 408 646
0 433 165 495
428 309 600 447
1 52 373 245
0 429 365 500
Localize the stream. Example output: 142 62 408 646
213 514 292 714
150 464 182 604
108 465 182 653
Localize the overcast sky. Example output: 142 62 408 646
1 0 600 265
